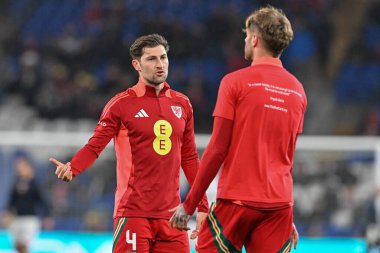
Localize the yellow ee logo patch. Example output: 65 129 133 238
153 120 172 155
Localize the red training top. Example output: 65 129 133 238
70 81 208 219
184 57 307 214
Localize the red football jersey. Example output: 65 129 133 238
213 57 307 204
70 81 208 219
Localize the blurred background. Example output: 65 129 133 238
0 0 379 252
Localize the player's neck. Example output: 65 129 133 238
153 83 164 96
252 49 276 61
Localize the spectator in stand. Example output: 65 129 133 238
3 155 52 253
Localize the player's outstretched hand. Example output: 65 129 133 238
49 158 73 182
190 211 207 239
168 204 190 231
291 223 299 251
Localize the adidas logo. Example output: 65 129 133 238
134 109 149 118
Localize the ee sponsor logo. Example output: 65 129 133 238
153 120 172 155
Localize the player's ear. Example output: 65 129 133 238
132 59 141 71
252 33 259 48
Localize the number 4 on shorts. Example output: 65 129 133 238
126 230 137 250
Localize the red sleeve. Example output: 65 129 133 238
70 98 122 177
297 113 304 133
181 100 209 213
213 76 236 120
297 96 307 133
183 116 233 215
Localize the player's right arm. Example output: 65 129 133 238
169 117 233 231
183 75 236 215
50 95 123 181
182 116 233 215
49 158 73 182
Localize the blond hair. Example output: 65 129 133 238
245 6 293 57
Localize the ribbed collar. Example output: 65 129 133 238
133 80 171 98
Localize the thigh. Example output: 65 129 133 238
245 207 293 253
10 216 40 245
113 217 152 253
197 201 250 253
152 219 189 253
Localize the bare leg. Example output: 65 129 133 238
15 242 28 253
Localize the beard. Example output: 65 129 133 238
145 73 168 86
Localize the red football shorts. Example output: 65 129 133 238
196 200 293 253
112 217 189 253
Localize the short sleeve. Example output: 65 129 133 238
297 113 304 133
212 76 236 120
297 96 307 133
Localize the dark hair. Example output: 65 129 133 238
129 34 170 59
245 6 293 57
